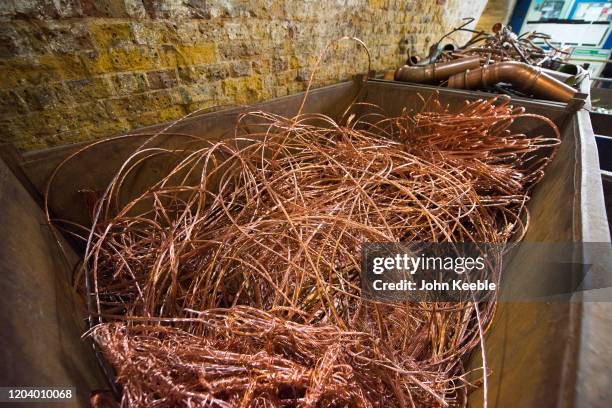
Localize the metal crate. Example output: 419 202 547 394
1 80 609 407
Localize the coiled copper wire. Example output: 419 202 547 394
49 88 559 407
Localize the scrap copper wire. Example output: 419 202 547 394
45 42 560 407
439 24 569 67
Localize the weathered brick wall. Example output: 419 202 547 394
0 0 487 150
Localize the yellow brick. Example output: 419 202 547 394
158 105 187 122
158 45 178 68
66 76 114 102
89 22 133 47
18 140 46 150
145 90 176 110
174 44 216 66
222 76 263 104
0 55 90 89
289 56 300 69
79 50 114 75
368 0 386 9
106 89 176 118
87 119 130 139
0 59 43 88
126 110 162 128
51 129 90 146
109 46 159 71
39 54 86 80
155 22 181 44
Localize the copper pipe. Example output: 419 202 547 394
394 56 481 83
407 55 419 66
447 61 577 103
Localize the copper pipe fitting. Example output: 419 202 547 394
447 61 577 103
394 56 481 84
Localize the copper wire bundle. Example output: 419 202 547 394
49 91 560 407
441 26 568 67
91 307 459 407
406 18 568 70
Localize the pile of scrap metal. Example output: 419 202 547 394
392 18 587 103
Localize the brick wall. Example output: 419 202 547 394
0 0 487 150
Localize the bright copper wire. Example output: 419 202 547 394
441 29 566 67
49 92 559 407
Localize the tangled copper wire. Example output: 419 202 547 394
50 92 559 407
441 24 568 67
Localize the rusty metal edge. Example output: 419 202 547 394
569 108 612 408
